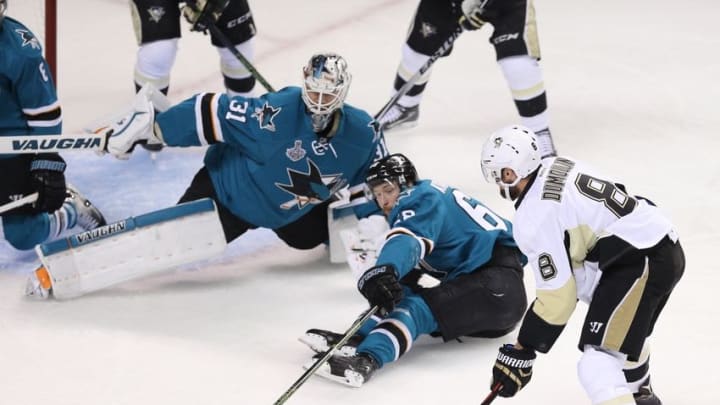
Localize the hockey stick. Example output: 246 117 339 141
374 25 463 122
205 21 275 92
0 193 39 215
0 134 106 154
273 306 379 405
480 382 503 405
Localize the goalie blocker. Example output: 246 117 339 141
27 198 226 300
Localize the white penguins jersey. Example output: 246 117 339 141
513 156 674 330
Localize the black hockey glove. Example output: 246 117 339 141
357 264 403 314
459 0 496 30
491 344 536 398
30 153 67 212
183 0 231 33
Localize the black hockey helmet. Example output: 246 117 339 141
365 153 418 190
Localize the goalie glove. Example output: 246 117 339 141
459 0 496 30
91 84 161 160
183 0 231 33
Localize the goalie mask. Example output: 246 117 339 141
365 153 418 194
480 125 542 200
302 53 351 131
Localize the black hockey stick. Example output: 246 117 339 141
205 21 275 92
273 306 379 405
373 25 463 122
480 382 503 405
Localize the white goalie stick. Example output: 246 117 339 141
0 192 39 215
273 306 379 405
0 133 107 154
374 25 463 122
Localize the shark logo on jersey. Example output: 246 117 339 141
276 159 346 209
285 140 306 162
420 22 437 38
251 102 281 132
15 29 40 50
147 7 166 23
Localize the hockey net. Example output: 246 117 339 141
7 0 57 81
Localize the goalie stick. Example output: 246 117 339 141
0 192 39 215
206 21 275 93
273 306 379 405
374 25 463 122
0 134 107 154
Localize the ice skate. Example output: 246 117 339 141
634 377 662 405
377 104 419 132
306 352 379 388
298 328 362 357
65 184 106 231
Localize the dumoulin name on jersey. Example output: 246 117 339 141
155 86 388 229
513 156 674 352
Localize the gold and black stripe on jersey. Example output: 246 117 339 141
23 101 62 129
517 227 590 353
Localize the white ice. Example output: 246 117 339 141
2 0 719 404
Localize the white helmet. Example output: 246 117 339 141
301 52 351 115
480 125 542 199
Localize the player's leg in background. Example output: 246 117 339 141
130 0 182 95
489 0 556 157
178 166 256 243
377 0 460 131
211 0 257 97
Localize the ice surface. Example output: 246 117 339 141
1 1 718 404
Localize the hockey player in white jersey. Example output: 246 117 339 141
479 125 684 405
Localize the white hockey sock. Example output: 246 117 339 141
48 202 78 238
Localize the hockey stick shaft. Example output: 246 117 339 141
374 25 463 122
480 382 503 405
206 22 275 93
0 192 39 215
273 306 379 405
0 134 106 154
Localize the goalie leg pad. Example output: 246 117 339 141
33 198 226 299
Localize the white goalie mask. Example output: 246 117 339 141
480 125 542 200
301 53 352 116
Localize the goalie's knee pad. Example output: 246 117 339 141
577 345 635 404
134 38 179 91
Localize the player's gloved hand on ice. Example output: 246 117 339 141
491 344 537 398
183 0 230 33
459 0 495 30
357 264 403 314
94 88 161 160
30 153 67 212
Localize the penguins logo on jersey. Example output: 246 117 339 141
276 159 346 209
251 102 281 132
147 7 166 23
15 29 40 50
